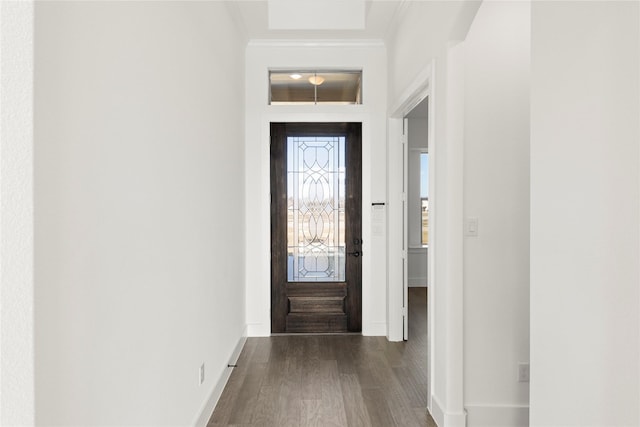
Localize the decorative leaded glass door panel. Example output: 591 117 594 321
271 123 362 333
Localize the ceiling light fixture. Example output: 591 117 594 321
289 73 302 80
308 75 325 86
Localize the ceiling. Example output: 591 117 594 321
230 0 405 41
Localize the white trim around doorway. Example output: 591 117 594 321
387 49 466 426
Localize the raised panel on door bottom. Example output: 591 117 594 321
286 313 347 333
289 296 345 313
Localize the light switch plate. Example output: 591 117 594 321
518 362 530 382
465 217 479 237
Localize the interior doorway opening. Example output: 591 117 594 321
387 71 435 413
403 98 429 340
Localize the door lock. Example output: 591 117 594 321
347 251 362 257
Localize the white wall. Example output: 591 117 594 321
244 41 388 337
530 2 640 426
408 248 427 287
462 2 530 426
34 2 246 425
0 1 35 425
388 2 479 425
388 1 481 109
389 2 531 426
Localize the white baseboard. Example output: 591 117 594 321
431 395 445 427
246 322 270 337
363 321 387 336
465 404 529 427
193 330 247 427
431 395 467 427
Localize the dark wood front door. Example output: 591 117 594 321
271 123 362 333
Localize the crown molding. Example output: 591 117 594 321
384 0 410 41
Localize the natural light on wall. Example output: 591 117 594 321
269 70 362 105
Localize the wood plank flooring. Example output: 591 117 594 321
208 287 435 427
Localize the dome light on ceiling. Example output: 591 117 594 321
308 75 325 86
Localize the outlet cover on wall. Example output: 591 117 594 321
518 362 530 382
199 363 205 385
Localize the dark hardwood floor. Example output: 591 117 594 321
208 287 435 427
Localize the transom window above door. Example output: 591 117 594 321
269 70 362 105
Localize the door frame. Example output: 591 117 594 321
269 122 363 333
388 64 435 415
0 2 36 421
388 68 432 344
388 53 465 425
257 112 375 337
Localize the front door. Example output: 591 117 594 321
271 122 362 333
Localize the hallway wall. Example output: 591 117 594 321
462 2 530 425
34 2 246 425
388 1 481 109
530 2 640 425
388 2 529 426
